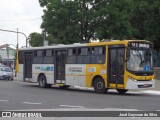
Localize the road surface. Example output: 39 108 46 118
0 80 160 111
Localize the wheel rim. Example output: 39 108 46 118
97 81 104 89
40 77 45 86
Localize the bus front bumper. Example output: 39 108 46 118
126 78 155 89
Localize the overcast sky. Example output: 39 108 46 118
0 0 43 48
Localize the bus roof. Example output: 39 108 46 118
19 40 151 51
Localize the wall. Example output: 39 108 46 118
0 49 15 59
154 67 160 80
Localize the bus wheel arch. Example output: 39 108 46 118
38 73 51 88
92 75 108 93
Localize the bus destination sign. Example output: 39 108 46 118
128 42 152 48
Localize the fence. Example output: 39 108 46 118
153 51 160 80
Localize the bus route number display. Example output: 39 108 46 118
128 42 151 48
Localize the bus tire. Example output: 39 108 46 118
116 89 128 94
93 77 107 93
60 85 70 89
38 74 50 88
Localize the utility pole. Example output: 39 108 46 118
42 30 48 46
6 44 9 59
17 28 19 49
0 28 28 47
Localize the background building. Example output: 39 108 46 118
0 44 16 68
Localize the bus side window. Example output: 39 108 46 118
44 50 53 57
91 47 96 63
91 46 105 64
73 49 76 55
34 51 37 56
77 47 90 64
102 47 106 55
33 50 43 64
78 48 81 55
77 47 90 55
81 48 88 55
68 48 76 56
43 50 54 64
67 48 76 64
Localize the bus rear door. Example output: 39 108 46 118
55 50 66 84
24 52 33 81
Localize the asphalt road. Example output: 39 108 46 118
0 79 160 111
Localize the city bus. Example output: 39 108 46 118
16 40 155 94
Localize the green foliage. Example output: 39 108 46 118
39 0 134 43
131 0 160 44
29 32 57 47
40 0 81 44
35 0 159 45
94 0 134 40
29 32 43 47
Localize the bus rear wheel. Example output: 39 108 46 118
38 74 51 88
116 89 128 94
93 77 108 93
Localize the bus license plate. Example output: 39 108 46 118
138 84 152 88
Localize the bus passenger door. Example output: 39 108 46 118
55 50 66 83
108 46 125 88
24 52 33 81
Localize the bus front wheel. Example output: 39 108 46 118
116 89 128 94
38 74 51 88
93 77 107 93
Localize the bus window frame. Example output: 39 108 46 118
66 46 106 64
43 49 54 64
77 47 91 64
33 50 43 64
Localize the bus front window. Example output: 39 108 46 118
127 49 153 72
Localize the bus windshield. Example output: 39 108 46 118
127 49 153 72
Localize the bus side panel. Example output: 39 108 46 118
32 64 54 84
65 64 86 87
17 64 24 81
86 64 107 87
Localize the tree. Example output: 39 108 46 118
39 0 134 43
38 0 160 45
131 0 160 45
94 0 134 39
40 0 81 44
29 32 58 47
145 0 160 45
29 32 43 47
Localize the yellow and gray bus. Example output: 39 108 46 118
17 40 155 94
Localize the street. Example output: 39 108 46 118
0 79 160 111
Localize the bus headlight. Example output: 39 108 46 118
150 79 155 82
128 76 136 82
